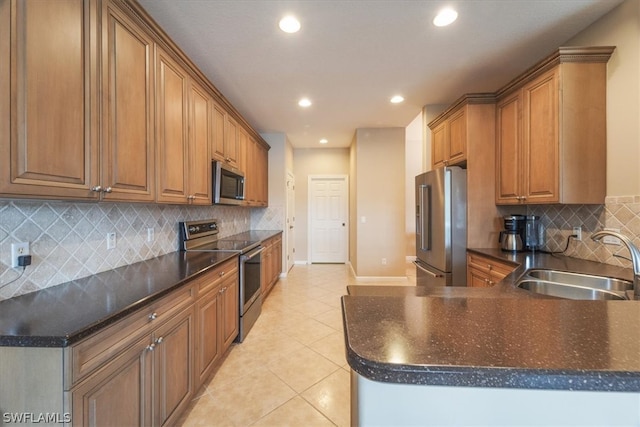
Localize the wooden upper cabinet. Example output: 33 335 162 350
101 2 155 202
431 122 447 168
430 107 466 169
211 103 226 162
495 47 613 205
428 95 494 170
224 115 239 168
188 80 212 205
496 92 522 204
155 47 189 204
448 108 467 164
0 0 100 199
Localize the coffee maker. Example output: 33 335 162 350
499 215 525 252
524 215 545 251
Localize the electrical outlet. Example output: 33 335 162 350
602 228 621 245
381 258 387 265
11 242 30 268
106 232 116 250
572 226 582 241
147 227 155 243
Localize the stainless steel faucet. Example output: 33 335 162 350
591 230 640 298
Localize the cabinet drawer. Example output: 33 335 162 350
467 253 517 280
192 258 238 297
71 284 195 386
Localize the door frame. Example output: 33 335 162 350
307 174 349 263
285 171 295 273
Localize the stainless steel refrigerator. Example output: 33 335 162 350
414 166 467 286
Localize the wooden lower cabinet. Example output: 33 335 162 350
194 266 239 389
72 334 153 426
467 252 517 288
261 234 283 297
71 258 239 426
71 305 194 427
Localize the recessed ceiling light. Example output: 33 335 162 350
298 98 312 107
390 95 404 104
433 8 458 27
319 138 328 144
279 15 301 33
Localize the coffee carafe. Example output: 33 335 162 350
499 215 525 252
525 215 545 251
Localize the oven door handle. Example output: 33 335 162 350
242 246 264 260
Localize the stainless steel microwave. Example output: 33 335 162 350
213 161 245 205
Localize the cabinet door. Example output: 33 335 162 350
522 68 559 204
257 143 269 206
221 273 239 349
211 103 226 162
188 81 212 205
496 92 522 204
0 0 100 199
72 335 153 427
237 127 248 175
102 2 155 201
224 115 239 167
448 108 467 165
431 121 447 169
467 266 492 288
261 243 273 296
156 47 189 204
153 306 194 427
195 287 221 388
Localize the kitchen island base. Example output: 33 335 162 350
352 371 640 426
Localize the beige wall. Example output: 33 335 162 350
353 128 405 277
566 0 640 196
405 114 422 258
292 147 350 262
349 135 358 272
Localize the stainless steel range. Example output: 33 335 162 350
179 219 263 342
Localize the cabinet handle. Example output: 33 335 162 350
155 336 164 345
90 185 102 192
146 343 156 352
225 157 231 162
487 264 492 270
219 271 225 277
102 187 112 193
149 312 158 321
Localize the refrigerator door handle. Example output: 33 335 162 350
413 261 443 278
418 184 431 251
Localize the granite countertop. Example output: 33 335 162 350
342 250 640 392
0 230 282 348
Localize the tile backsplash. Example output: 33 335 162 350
0 200 283 301
529 196 640 268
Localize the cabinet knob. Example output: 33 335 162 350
102 187 112 193
219 271 225 277
155 336 164 345
149 312 158 321
90 185 102 192
146 343 156 352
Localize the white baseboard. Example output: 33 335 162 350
294 260 309 265
353 276 409 281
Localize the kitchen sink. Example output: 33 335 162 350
517 280 627 300
526 269 633 293
515 269 633 300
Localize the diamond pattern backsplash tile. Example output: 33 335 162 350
0 201 252 301
528 196 640 269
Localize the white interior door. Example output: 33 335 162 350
309 175 348 263
286 172 295 272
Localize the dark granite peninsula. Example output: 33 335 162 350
342 251 640 426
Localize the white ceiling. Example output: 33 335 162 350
137 0 623 148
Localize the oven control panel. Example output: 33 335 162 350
180 220 219 241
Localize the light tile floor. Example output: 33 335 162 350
178 263 416 427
